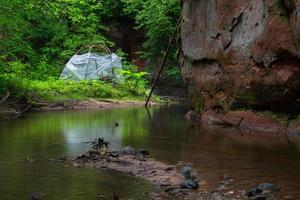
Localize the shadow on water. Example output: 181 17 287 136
0 105 299 199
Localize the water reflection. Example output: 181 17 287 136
0 105 299 199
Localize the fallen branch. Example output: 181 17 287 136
7 103 32 120
0 90 10 105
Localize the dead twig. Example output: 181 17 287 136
0 90 10 105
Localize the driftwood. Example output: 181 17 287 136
0 92 33 120
5 103 32 120
0 90 10 105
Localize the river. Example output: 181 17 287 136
0 105 299 199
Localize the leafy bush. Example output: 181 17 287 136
0 77 149 102
118 69 149 96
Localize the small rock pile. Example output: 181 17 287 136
73 138 195 189
73 139 277 200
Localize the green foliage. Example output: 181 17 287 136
29 79 124 100
117 68 149 96
0 75 148 102
0 0 112 80
122 0 180 59
122 0 182 85
0 0 181 102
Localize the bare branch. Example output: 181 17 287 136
0 90 10 105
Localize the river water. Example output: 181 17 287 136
0 105 299 199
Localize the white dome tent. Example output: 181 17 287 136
60 46 124 82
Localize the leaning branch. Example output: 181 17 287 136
0 90 10 105
145 15 182 107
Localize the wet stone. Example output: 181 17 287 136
248 183 276 199
249 194 268 200
138 149 149 156
257 183 275 192
92 138 109 149
248 187 263 197
180 179 199 190
180 166 193 179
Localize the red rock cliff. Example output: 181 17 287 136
180 0 300 115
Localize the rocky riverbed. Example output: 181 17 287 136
73 138 276 200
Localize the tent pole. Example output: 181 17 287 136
144 15 182 107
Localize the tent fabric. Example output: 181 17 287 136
60 52 124 81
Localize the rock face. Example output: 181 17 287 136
180 0 300 114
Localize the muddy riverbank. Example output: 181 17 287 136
0 98 160 119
